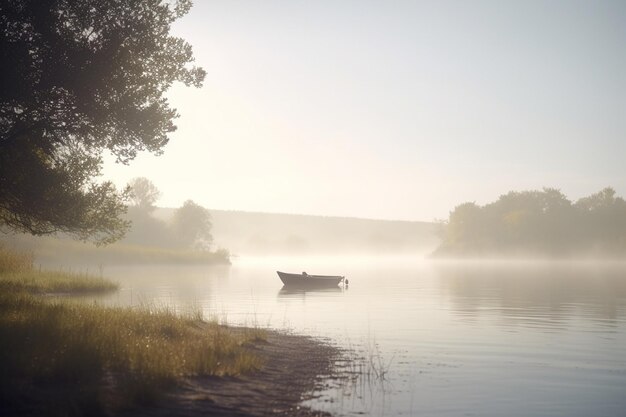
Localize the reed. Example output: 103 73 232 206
324 334 395 414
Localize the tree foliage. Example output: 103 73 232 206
128 177 161 212
434 187 626 257
0 0 205 244
171 200 212 249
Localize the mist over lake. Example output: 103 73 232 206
3 1 626 415
74 256 626 417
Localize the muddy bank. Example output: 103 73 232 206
119 330 343 417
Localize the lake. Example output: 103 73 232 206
80 256 626 417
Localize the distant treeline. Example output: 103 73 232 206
2 178 231 266
433 188 626 258
155 208 439 256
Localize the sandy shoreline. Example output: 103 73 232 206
118 329 343 417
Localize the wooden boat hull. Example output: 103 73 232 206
277 271 344 287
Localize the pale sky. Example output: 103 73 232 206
103 0 626 221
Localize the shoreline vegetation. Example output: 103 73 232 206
4 234 231 266
433 187 626 259
0 246 338 416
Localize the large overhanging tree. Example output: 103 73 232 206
0 0 205 244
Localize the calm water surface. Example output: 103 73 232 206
83 257 626 417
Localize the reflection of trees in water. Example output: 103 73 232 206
437 262 626 328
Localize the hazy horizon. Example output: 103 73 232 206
103 0 626 222
4 3 626 417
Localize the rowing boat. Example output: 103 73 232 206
276 271 345 287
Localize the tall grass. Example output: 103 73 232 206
0 245 264 415
0 244 117 294
0 293 264 414
0 244 33 273
0 269 118 294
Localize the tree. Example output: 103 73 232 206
128 177 161 212
575 187 626 245
171 200 212 249
575 187 619 212
123 177 168 246
0 0 205 244
433 187 626 257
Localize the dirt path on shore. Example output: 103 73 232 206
120 330 342 417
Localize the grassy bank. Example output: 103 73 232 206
0 246 264 416
0 245 117 293
32 240 232 265
5 234 231 266
0 269 117 294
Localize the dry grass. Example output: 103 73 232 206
0 244 33 273
0 246 265 415
0 269 118 294
0 244 117 294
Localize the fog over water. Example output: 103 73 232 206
4 1 626 416
76 256 626 417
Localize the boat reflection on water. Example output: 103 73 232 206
277 286 345 299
